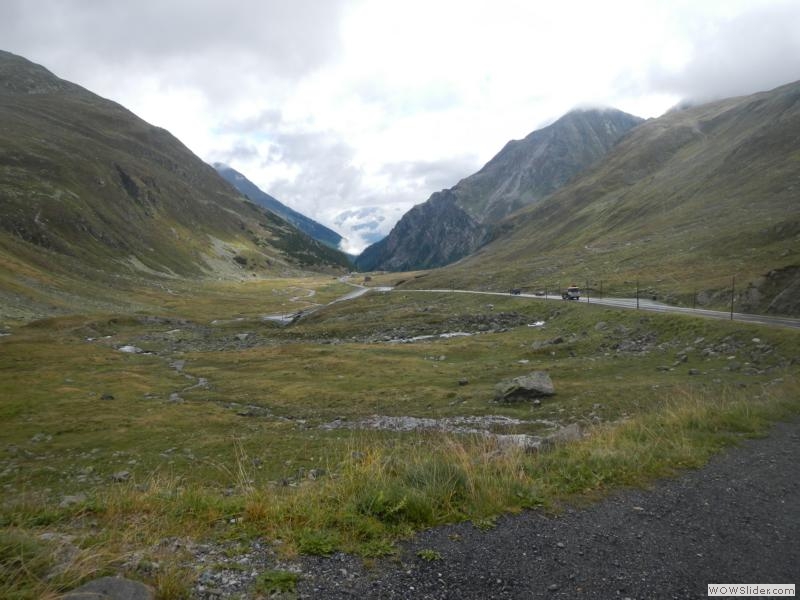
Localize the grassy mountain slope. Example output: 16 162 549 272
404 82 800 315
214 163 345 250
356 109 642 271
0 51 349 322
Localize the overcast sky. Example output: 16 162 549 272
4 0 800 253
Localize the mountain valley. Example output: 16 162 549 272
0 50 799 600
0 50 350 324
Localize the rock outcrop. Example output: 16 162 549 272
356 189 488 271
494 371 555 402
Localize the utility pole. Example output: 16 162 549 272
636 280 640 310
586 279 590 304
730 276 735 321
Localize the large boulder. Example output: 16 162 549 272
494 371 555 402
63 576 154 600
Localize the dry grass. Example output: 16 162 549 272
1 286 798 598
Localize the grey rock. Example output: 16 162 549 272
118 345 143 354
63 576 154 599
111 471 131 482
59 493 87 508
492 434 542 453
494 371 555 402
308 468 326 480
542 423 583 449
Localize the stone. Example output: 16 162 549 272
59 493 87 508
492 434 542 453
111 471 131 482
542 423 583 449
101 393 115 401
308 468 326 480
494 371 555 402
63 576 154 599
118 345 143 354
458 378 469 386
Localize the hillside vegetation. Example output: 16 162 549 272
215 164 345 250
404 82 800 315
0 51 349 324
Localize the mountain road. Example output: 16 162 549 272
396 288 800 330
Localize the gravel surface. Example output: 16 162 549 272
296 420 799 599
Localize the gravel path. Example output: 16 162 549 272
297 420 799 599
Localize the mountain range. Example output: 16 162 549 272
0 50 350 320
401 81 800 315
356 108 643 271
214 163 344 250
1 48 798 319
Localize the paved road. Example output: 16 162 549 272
397 288 800 330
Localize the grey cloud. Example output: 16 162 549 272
647 2 800 102
220 110 284 135
1 0 348 97
335 207 386 224
258 129 368 215
212 143 260 164
379 155 480 193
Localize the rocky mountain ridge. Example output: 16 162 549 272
356 108 643 271
407 81 800 315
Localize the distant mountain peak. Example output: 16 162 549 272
214 164 344 250
356 107 643 271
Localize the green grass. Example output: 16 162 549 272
1 285 798 598
253 569 300 595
